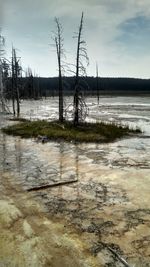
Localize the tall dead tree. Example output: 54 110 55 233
11 47 21 117
53 18 64 123
0 32 5 112
0 32 11 113
11 49 16 116
73 12 89 126
2 59 10 105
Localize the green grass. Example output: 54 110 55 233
2 120 141 143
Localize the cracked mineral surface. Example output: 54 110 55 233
0 96 150 266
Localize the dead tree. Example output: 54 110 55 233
11 47 21 117
11 49 16 116
0 33 6 112
2 59 10 109
0 33 11 113
26 67 35 99
73 12 89 126
96 62 99 105
23 68 40 99
53 18 64 123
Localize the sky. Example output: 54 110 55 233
1 0 150 78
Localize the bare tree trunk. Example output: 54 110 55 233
54 18 64 123
14 51 20 117
11 48 16 116
12 48 20 117
96 63 99 105
11 65 16 116
73 12 84 126
16 80 20 117
0 33 5 112
57 37 63 122
0 64 5 112
73 12 90 126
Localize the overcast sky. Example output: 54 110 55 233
1 0 150 78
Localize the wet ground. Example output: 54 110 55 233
0 96 150 266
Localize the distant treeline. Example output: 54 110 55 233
35 76 150 97
6 76 150 99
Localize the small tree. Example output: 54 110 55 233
96 62 99 105
73 12 89 126
52 18 64 123
26 67 34 98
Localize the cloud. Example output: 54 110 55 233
117 15 150 55
1 0 150 78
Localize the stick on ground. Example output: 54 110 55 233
107 246 132 267
27 179 78 192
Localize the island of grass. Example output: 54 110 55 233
2 119 141 143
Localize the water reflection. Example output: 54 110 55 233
0 132 80 191
1 133 6 171
75 145 81 210
14 138 22 174
56 142 79 199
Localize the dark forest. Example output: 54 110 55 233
10 76 150 99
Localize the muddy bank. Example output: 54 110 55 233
0 172 97 267
33 166 150 267
0 97 150 266
1 145 150 266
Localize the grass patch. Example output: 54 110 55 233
2 120 141 143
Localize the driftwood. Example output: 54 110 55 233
27 179 78 192
107 246 131 267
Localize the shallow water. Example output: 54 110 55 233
0 96 150 266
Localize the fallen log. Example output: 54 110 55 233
27 179 78 192
107 246 131 267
